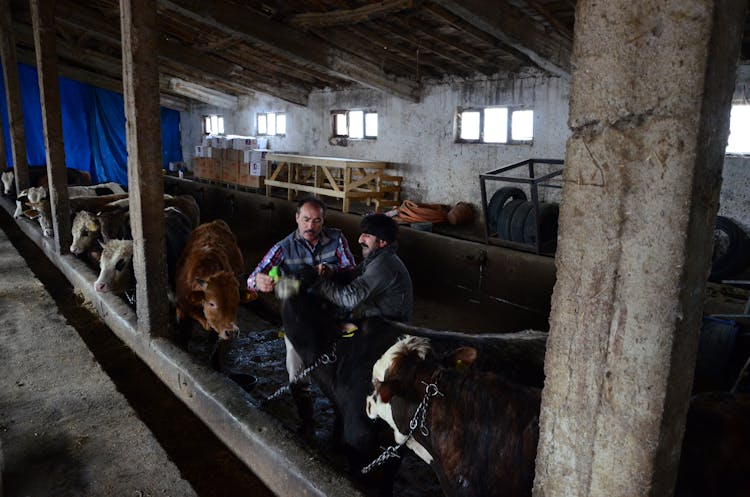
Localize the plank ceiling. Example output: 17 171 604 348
7 0 750 110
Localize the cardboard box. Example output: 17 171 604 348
238 163 265 188
250 160 267 176
231 137 258 151
224 149 241 162
194 145 205 158
209 159 221 181
242 149 268 164
222 160 240 184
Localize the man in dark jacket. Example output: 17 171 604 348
315 213 413 323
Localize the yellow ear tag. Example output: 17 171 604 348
86 221 98 231
277 330 285 339
340 322 358 338
455 359 468 371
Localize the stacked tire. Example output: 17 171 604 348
710 216 750 282
487 187 559 250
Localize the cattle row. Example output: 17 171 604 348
3 170 748 497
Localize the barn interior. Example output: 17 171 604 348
1 1 749 496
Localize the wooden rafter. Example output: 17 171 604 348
289 0 417 28
157 0 421 101
430 0 571 77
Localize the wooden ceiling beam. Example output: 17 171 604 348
157 0 421 101
48 1 311 105
289 0 417 28
421 3 531 65
430 0 571 76
388 17 504 75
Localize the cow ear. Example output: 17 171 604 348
444 346 477 370
194 277 208 289
188 290 204 305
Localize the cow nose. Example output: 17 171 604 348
95 281 108 293
70 245 81 254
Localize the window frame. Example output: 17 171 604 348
202 114 225 135
454 106 533 145
256 111 287 137
331 109 378 140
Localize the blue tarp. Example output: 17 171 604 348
0 61 182 185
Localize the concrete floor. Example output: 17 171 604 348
0 226 200 496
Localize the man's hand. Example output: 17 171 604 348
316 263 331 277
254 272 275 293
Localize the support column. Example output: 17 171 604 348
30 0 71 254
533 2 746 497
0 0 29 191
120 0 169 337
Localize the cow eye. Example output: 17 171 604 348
207 301 216 308
115 259 126 271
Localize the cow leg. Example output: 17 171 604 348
285 337 315 437
13 200 23 218
174 313 193 350
341 414 399 497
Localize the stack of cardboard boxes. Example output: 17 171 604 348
193 135 268 189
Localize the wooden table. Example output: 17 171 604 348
264 154 388 213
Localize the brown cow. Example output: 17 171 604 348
367 335 540 497
175 219 243 341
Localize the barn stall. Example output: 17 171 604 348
1 1 750 496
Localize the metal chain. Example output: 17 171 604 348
263 342 338 404
361 378 443 474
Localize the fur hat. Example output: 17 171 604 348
360 213 398 243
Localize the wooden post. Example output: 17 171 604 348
533 1 747 496
30 0 71 254
0 0 29 192
120 0 169 337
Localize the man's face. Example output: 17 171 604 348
359 232 387 258
296 202 324 242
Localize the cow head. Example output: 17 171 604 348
97 208 130 242
1 170 13 195
25 186 48 203
366 335 476 463
71 211 100 254
95 239 133 293
188 271 240 340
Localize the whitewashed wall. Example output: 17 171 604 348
180 67 749 230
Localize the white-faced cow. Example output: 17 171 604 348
175 219 243 341
94 207 194 295
368 337 750 497
366 335 540 497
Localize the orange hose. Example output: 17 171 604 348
394 200 449 224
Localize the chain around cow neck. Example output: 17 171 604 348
361 371 444 474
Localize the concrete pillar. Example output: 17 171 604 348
0 0 29 191
120 0 169 336
30 0 72 254
534 2 746 497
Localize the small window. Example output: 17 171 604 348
203 114 224 135
257 112 286 136
331 110 378 139
455 106 533 144
727 104 750 154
